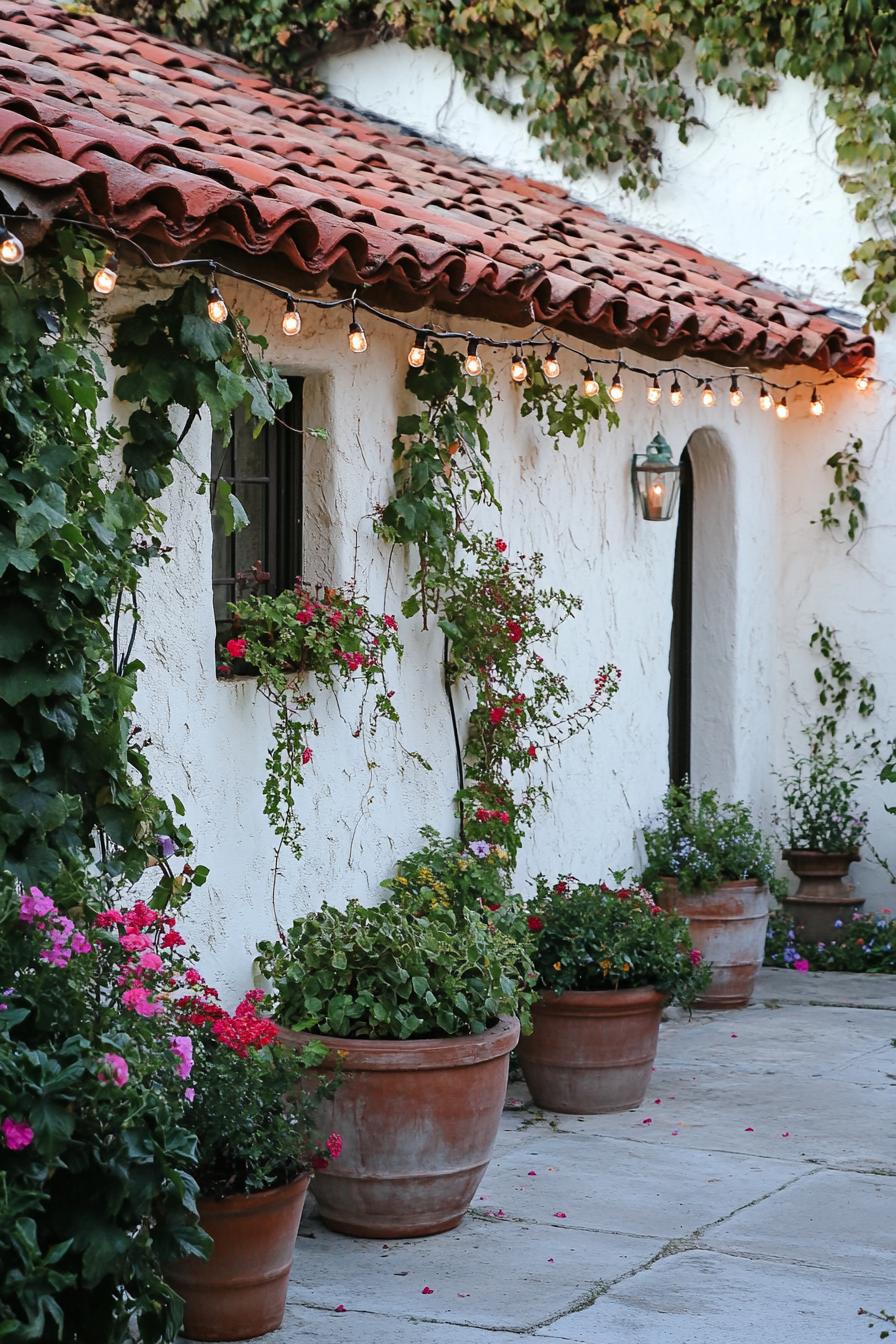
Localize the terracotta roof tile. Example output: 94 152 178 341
0 0 872 373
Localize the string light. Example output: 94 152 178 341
729 377 743 407
810 388 824 417
701 380 716 408
510 349 527 383
207 285 228 325
542 342 561 380
759 385 773 412
281 296 301 337
647 376 662 405
581 368 599 397
407 329 429 367
775 395 790 420
464 339 483 377
0 225 24 266
609 363 624 403
93 252 119 295
348 298 368 352
855 373 871 392
670 377 684 407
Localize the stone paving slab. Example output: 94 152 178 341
264 1306 525 1343
755 966 896 1009
703 1169 896 1274
287 1212 665 1332
533 1250 888 1343
477 1131 806 1239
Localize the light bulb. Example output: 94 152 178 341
464 340 483 377
855 373 870 393
348 319 367 353
510 351 527 383
207 286 228 324
701 381 716 408
0 227 24 266
407 330 428 367
729 377 744 407
670 379 684 407
810 389 824 417
647 377 662 405
281 297 301 336
609 367 624 403
542 342 561 380
776 396 789 420
93 253 118 295
759 386 773 411
581 368 598 397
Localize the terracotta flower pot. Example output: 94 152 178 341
517 987 665 1114
656 879 769 1009
166 1174 309 1341
277 1016 519 1239
782 849 862 942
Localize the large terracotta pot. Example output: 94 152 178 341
782 849 862 942
166 1174 309 1342
278 1015 519 1239
657 878 769 1009
517 987 665 1114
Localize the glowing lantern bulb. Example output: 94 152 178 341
647 377 662 405
464 340 483 377
348 319 368 353
776 396 790 420
0 227 24 266
510 351 527 383
609 367 624 402
701 382 716 408
281 298 301 336
93 254 119 295
407 330 429 367
855 373 870 392
669 380 684 407
810 389 824 417
729 377 744 407
581 368 598 397
207 286 228 324
542 342 561 380
759 386 773 411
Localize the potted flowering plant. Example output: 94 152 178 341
778 746 867 939
163 983 339 1342
641 784 784 1008
518 875 710 1113
257 840 535 1240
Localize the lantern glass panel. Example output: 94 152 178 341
634 460 680 521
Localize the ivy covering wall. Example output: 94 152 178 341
93 0 895 329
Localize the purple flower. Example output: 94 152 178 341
468 840 492 858
157 835 176 860
833 919 843 929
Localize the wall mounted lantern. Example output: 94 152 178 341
632 434 681 522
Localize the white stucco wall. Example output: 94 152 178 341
120 43 896 997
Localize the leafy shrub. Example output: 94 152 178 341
765 907 896 974
0 881 209 1344
641 784 784 897
526 875 711 1008
379 825 526 937
174 983 339 1200
779 746 866 854
257 896 534 1039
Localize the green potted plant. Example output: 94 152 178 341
779 746 867 939
164 984 339 1342
257 831 535 1239
641 784 784 1008
518 875 710 1113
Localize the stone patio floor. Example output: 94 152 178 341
265 968 896 1343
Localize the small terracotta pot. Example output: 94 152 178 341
517 987 665 1114
278 1016 519 1239
782 849 863 942
166 1174 309 1341
657 879 769 1009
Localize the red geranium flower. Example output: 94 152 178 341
495 538 508 553
527 915 544 932
506 620 523 643
225 637 247 659
295 608 313 625
489 706 506 725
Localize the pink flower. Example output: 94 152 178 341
327 610 344 628
138 951 163 973
95 910 125 928
383 614 398 631
302 746 313 765
122 986 163 1017
421 1286 434 1295
184 968 204 987
70 932 92 955
326 1132 342 1160
101 1053 129 1087
120 932 152 953
793 958 810 973
689 949 703 966
19 887 55 924
185 1087 195 1103
495 538 507 552
1 1116 34 1150
170 1035 194 1081
295 608 314 625
226 637 247 659
162 929 185 949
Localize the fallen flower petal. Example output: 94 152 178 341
422 1286 434 1295
527 1170 537 1176
745 1127 754 1132
335 1305 346 1313
553 1211 567 1218
641 1117 653 1125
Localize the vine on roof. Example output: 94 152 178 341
95 0 895 331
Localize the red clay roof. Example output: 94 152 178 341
0 0 872 373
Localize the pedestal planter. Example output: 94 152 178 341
166 1174 309 1342
518 987 665 1114
277 1016 519 1239
782 850 862 942
657 879 769 1009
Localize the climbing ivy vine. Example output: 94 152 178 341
96 0 895 329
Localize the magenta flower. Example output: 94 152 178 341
70 932 92 955
2 1116 34 1150
120 932 152 953
793 958 810 973
19 887 55 924
137 950 163 973
101 1053 129 1087
184 1087 195 1103
170 1035 194 1081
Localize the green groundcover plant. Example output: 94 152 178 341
641 784 784 898
257 884 536 1040
765 907 896 975
526 874 711 1008
0 880 209 1344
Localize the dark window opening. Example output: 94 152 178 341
211 377 303 640
668 445 693 785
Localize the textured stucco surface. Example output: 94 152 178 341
119 47 896 996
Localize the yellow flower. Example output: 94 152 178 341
553 961 562 971
600 959 611 973
495 847 509 862
395 876 408 887
622 963 631 973
458 860 469 871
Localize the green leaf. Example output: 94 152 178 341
213 479 250 535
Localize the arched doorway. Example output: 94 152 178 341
668 446 693 784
